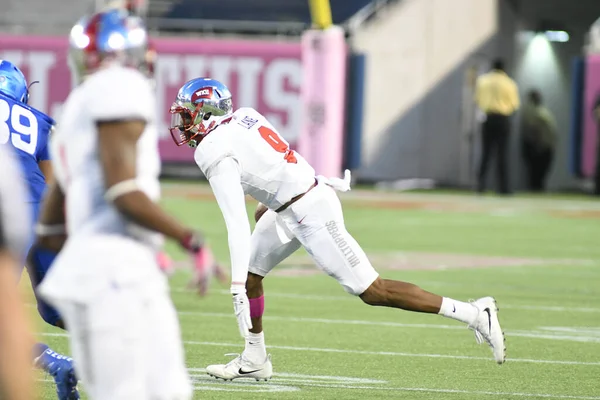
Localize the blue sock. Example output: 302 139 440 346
34 343 72 373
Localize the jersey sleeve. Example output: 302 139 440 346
86 68 154 122
194 133 237 179
207 157 251 286
37 145 50 162
36 126 52 162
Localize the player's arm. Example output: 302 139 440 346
38 160 54 184
206 157 253 337
34 181 66 252
0 251 33 400
207 157 251 287
0 188 33 400
28 181 66 328
97 120 202 251
38 135 54 184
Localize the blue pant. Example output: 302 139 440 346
22 202 62 327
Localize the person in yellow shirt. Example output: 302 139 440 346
475 59 520 195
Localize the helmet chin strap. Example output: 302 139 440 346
186 124 203 148
184 114 219 148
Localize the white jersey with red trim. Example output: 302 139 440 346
50 65 162 248
194 107 315 210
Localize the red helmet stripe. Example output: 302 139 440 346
83 12 104 54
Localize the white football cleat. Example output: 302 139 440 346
469 297 506 364
206 353 273 381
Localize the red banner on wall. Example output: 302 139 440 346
0 35 302 162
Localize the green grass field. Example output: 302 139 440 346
30 182 600 399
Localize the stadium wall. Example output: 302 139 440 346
352 0 499 185
351 0 599 191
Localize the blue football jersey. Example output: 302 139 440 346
0 92 55 203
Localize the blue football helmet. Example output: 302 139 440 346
169 78 233 148
68 7 154 84
0 60 29 104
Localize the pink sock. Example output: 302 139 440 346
249 295 264 318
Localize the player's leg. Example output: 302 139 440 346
27 242 63 327
359 278 504 363
206 205 300 381
247 272 265 333
145 287 192 399
23 202 78 398
247 207 300 360
280 184 506 364
22 200 63 326
51 287 149 400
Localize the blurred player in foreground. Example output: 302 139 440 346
0 60 79 399
99 0 223 296
36 7 200 399
169 78 507 381
0 146 34 400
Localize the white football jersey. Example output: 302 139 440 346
194 108 315 210
51 65 162 248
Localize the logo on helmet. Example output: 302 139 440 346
191 87 213 103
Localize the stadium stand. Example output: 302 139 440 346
147 0 398 35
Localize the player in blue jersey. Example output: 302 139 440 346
0 60 79 400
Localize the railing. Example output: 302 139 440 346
146 17 308 36
0 0 400 37
343 0 400 35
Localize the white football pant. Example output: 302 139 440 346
39 235 191 400
249 182 379 295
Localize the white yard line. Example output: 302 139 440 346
191 369 600 398
183 341 600 366
507 332 600 343
501 305 600 313
173 289 600 313
38 333 600 366
190 368 387 384
162 183 600 210
30 290 600 314
38 307 600 343
177 311 467 330
255 384 600 400
177 311 600 343
40 368 600 398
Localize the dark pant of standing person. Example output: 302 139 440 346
522 140 554 192
477 113 511 194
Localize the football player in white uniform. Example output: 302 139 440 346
37 8 199 400
168 78 506 381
